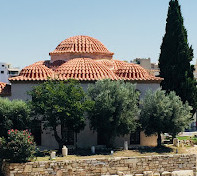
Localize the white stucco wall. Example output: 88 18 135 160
9 82 39 101
136 83 160 98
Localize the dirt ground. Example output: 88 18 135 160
35 144 197 161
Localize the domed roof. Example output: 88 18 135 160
34 60 66 70
49 35 114 55
115 62 162 81
55 58 118 81
9 64 55 81
97 59 163 81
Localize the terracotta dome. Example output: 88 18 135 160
97 59 163 81
115 62 162 81
9 64 54 81
50 35 114 55
55 58 118 81
97 59 127 70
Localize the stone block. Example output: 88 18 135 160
32 167 44 172
24 165 32 172
135 174 144 176
153 173 160 176
171 170 193 176
143 171 153 176
56 170 63 176
161 171 171 176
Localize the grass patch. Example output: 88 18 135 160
33 145 183 162
177 136 197 145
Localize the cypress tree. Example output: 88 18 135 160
159 0 197 114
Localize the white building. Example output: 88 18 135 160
131 58 160 76
0 62 20 83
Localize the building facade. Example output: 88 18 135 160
0 62 20 83
132 58 160 77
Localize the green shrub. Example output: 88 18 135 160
1 129 36 163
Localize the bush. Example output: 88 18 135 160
1 129 36 163
0 97 30 138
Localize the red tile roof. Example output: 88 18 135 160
49 35 114 56
116 63 162 81
9 59 162 82
55 58 119 81
9 64 55 81
0 82 11 96
97 59 163 81
34 60 65 70
8 35 162 83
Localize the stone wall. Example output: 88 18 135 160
2 154 197 176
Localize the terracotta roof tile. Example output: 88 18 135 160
10 59 162 82
96 59 163 81
34 60 65 70
0 82 11 96
50 35 114 56
55 58 119 81
9 64 55 81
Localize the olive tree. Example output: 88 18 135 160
140 90 192 147
87 79 140 147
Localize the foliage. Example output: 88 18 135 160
29 79 93 150
87 79 140 147
140 89 192 147
0 98 30 138
159 0 197 114
0 129 36 163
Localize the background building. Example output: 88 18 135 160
0 62 20 83
131 58 160 77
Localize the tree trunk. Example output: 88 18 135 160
157 132 162 147
53 126 62 152
106 135 114 149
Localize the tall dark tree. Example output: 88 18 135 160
159 0 197 114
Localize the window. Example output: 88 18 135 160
1 71 4 74
130 130 140 145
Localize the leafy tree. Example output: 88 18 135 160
0 98 30 138
140 90 192 147
29 79 93 151
167 91 192 138
87 79 140 147
159 0 197 115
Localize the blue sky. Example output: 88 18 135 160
0 0 197 68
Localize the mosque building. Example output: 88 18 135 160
0 35 163 148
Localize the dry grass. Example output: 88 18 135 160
34 144 197 162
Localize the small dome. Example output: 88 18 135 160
97 59 163 81
50 35 114 56
9 64 54 81
55 58 118 81
115 62 162 81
